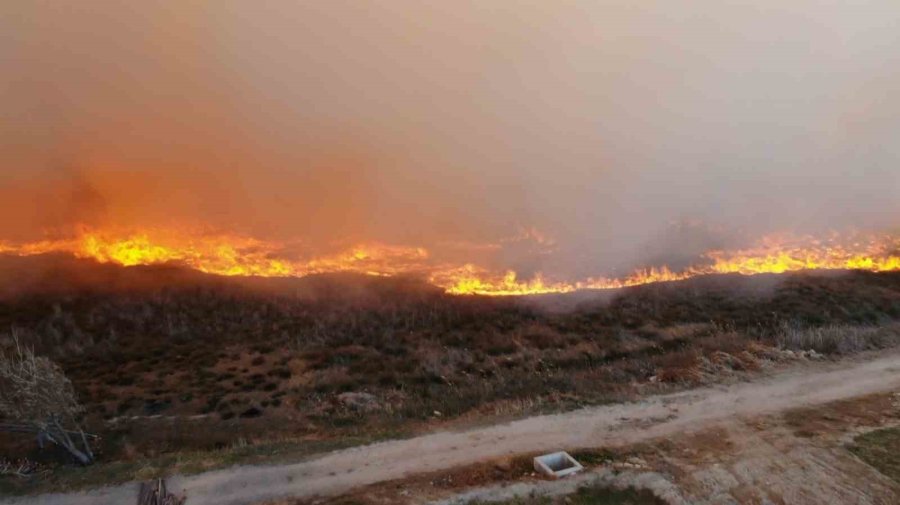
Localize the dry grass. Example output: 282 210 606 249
2 257 900 490
775 323 900 355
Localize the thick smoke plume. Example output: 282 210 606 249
3 2 899 279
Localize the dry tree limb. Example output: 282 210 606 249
0 331 94 465
0 458 42 478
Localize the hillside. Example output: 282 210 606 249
2 254 900 494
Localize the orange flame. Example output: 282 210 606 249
0 229 428 279
1 228 899 296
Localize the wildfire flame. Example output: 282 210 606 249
1 228 899 296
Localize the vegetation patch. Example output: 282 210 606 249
849 426 900 483
468 482 664 505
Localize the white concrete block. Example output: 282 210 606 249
533 451 584 479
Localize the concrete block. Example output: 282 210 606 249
533 451 583 479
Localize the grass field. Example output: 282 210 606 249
2 254 900 492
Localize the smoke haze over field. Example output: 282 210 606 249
3 1 900 279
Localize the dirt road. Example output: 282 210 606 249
7 350 900 505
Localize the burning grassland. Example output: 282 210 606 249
1 228 899 296
2 226 900 487
2 265 900 495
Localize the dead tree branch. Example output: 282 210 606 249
0 331 94 465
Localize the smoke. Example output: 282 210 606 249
3 1 900 278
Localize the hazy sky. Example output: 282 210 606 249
3 1 899 277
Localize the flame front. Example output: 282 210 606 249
0 229 426 279
1 229 899 296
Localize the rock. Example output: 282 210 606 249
493 458 513 472
627 456 648 466
143 399 171 415
337 392 381 412
240 406 263 418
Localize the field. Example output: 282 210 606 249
2 254 900 494
468 484 663 505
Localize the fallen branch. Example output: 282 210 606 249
0 422 99 438
0 458 42 478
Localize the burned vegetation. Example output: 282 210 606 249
2 255 900 489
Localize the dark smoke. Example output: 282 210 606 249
3 2 899 278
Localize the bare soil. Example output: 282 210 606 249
280 387 900 505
